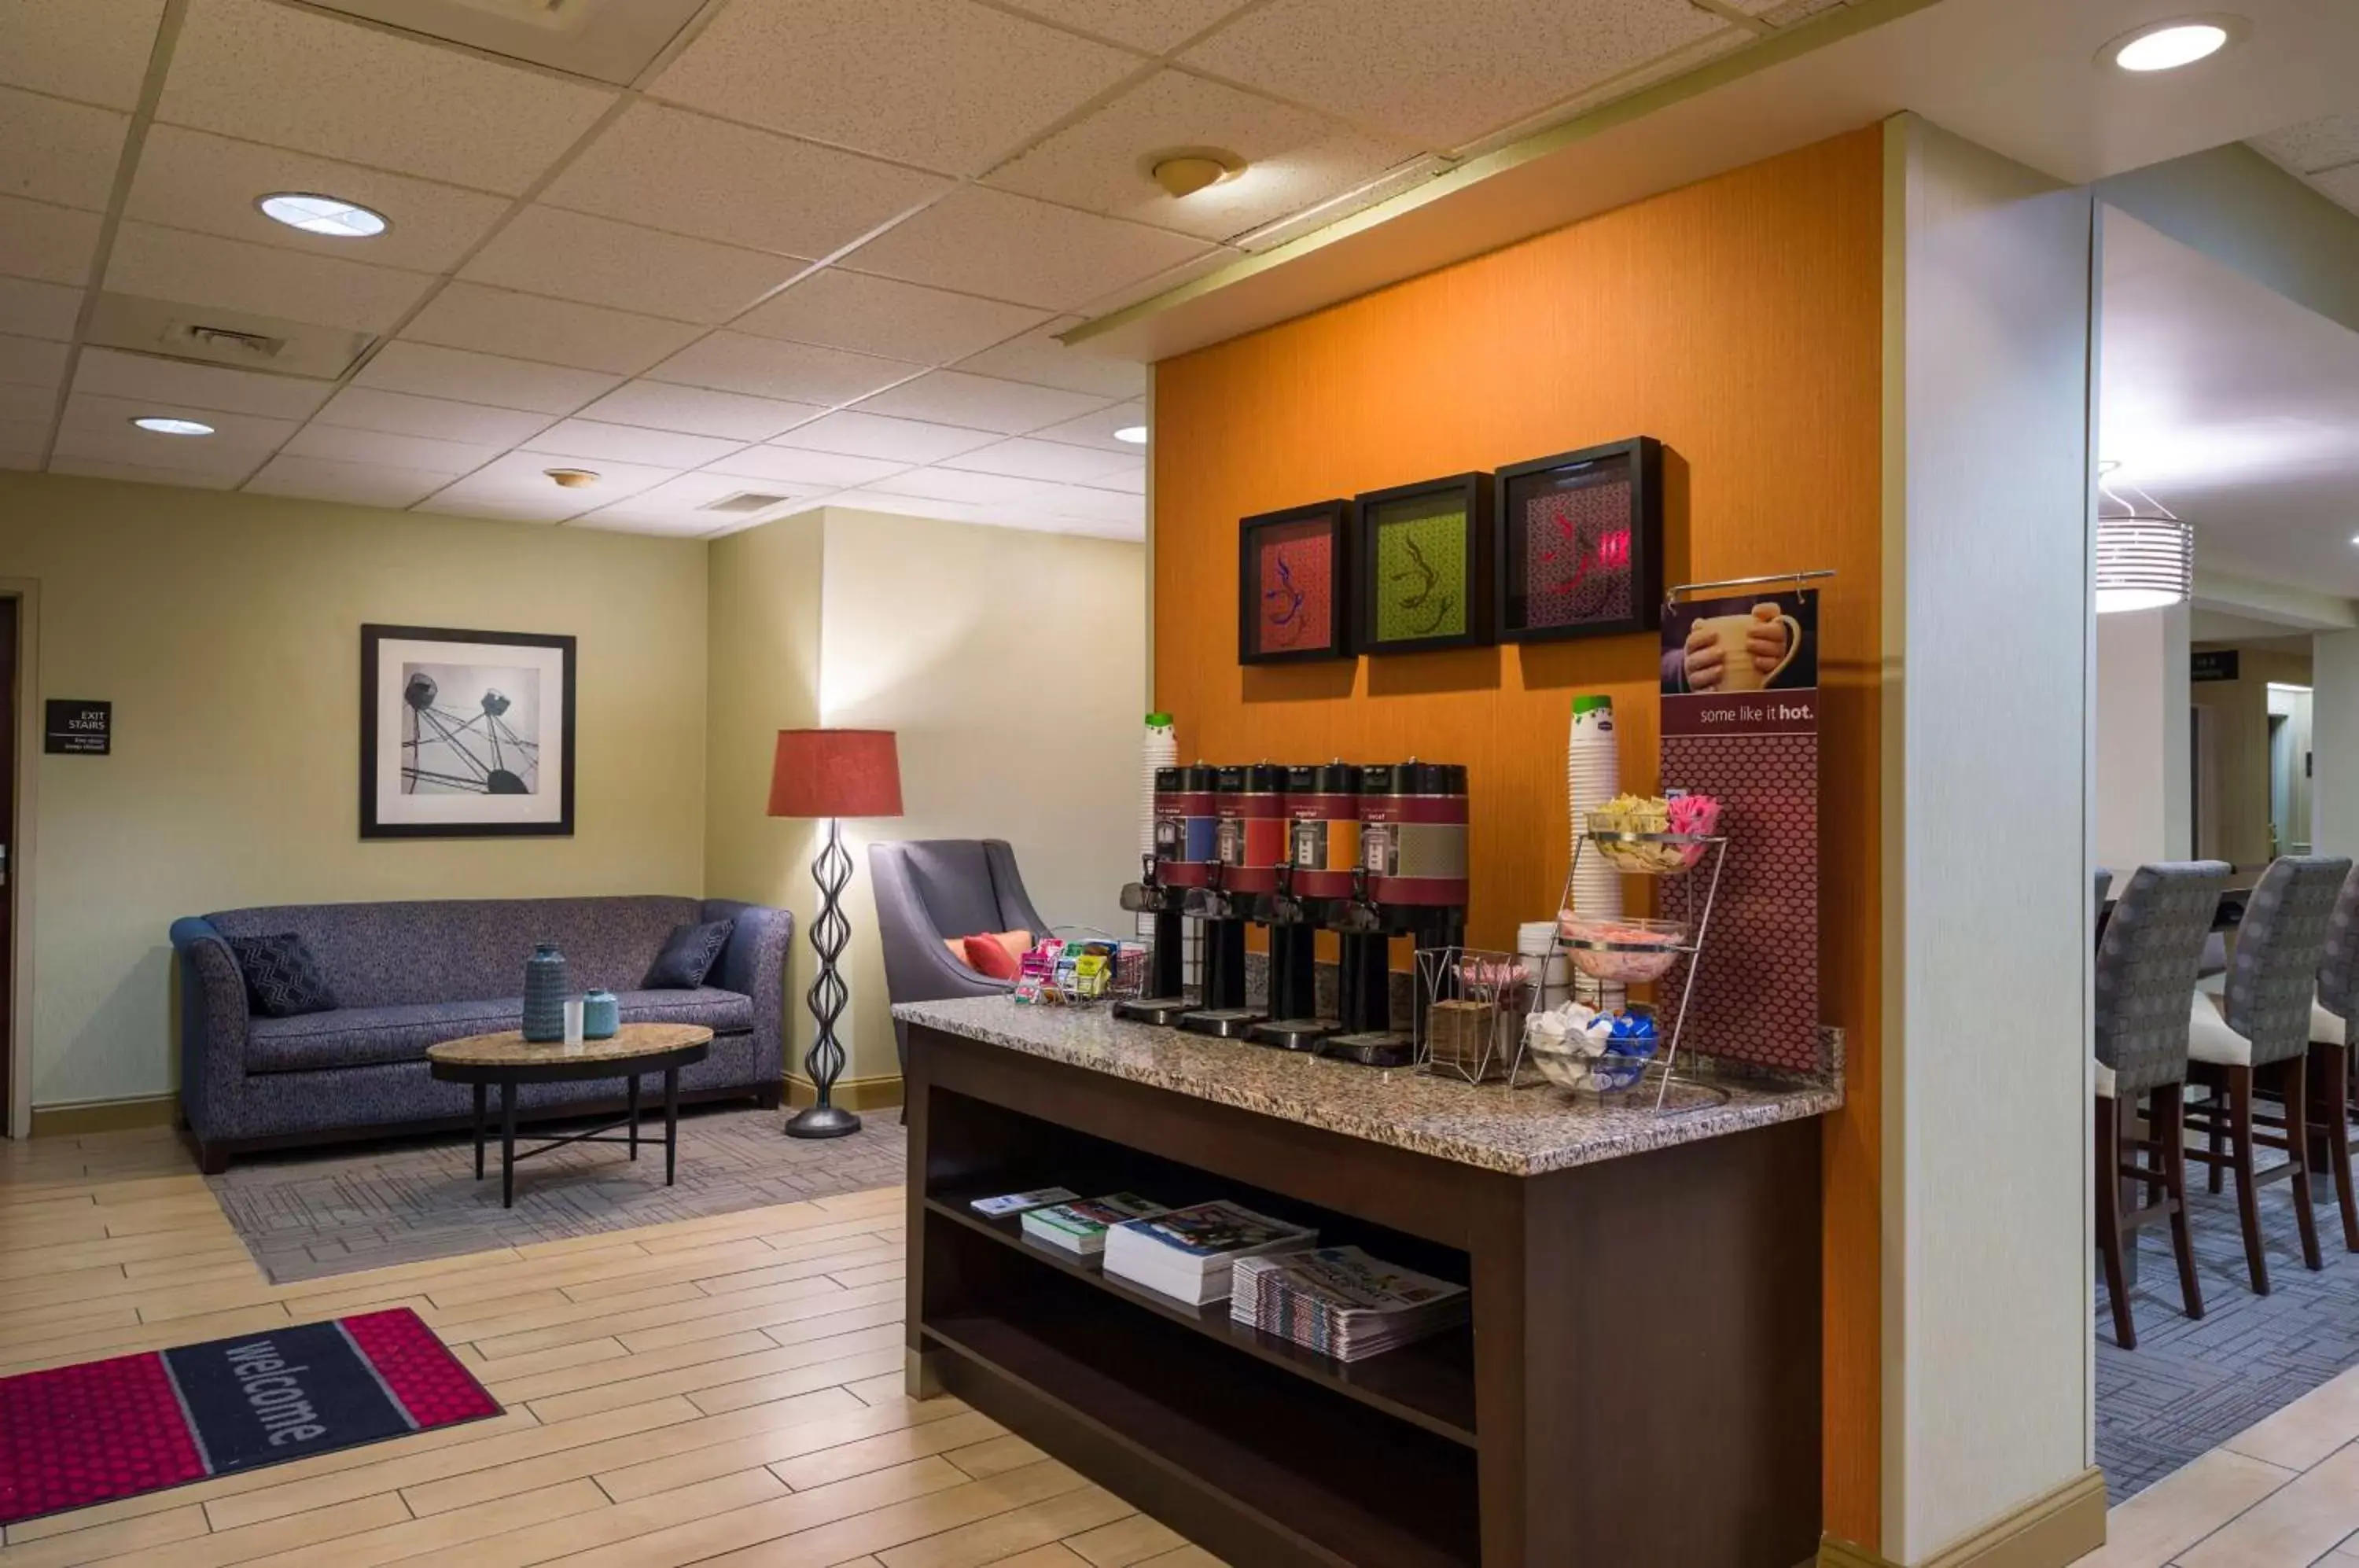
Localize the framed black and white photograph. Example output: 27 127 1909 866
360 624 575 839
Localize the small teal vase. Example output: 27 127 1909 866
582 988 620 1040
522 943 569 1042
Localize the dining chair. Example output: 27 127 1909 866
2303 865 2359 1251
2185 855 2353 1294
2093 867 2112 936
2093 860 2228 1349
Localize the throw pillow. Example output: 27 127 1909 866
643 919 734 989
960 930 1032 981
226 933 339 1019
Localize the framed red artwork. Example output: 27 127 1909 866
1238 500 1352 664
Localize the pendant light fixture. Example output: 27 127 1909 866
2094 469 2192 614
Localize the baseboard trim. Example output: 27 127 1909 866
786 1073 904 1112
1820 1467 2107 1568
30 1094 179 1137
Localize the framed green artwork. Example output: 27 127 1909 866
1353 473 1495 654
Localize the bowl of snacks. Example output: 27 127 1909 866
1584 793 1720 873
1555 915 1688 984
1522 1003 1660 1096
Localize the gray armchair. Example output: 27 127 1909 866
870 839 1051 1080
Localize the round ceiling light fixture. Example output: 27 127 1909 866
2095 477 2192 613
2103 16 2243 72
544 467 601 489
257 192 389 238
1144 147 1246 200
1113 425 1148 445
131 415 215 436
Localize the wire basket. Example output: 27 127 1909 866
1415 948 1540 1085
1011 928 1150 1007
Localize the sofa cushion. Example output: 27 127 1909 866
246 989 758 1075
226 933 340 1018
643 920 733 989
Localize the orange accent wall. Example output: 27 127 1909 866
1151 126 1885 1544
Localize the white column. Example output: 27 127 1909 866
2093 602 2191 874
1880 113 2100 1565
2314 629 2359 857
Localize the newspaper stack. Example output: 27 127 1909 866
1230 1246 1470 1362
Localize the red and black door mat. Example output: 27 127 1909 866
0 1307 500 1526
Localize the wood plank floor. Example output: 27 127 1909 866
0 1126 1223 1568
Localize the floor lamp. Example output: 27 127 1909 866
767 728 902 1139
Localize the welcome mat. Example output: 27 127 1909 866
0 1308 498 1525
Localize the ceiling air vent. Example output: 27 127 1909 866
85 294 371 380
700 491 794 515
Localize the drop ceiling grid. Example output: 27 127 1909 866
0 0 1783 534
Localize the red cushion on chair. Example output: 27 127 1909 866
960 932 1029 980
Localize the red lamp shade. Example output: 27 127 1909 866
767 729 903 819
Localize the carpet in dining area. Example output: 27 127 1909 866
2097 1159 2359 1500
206 1106 907 1284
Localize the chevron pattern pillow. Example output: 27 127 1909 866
642 919 734 989
226 933 340 1019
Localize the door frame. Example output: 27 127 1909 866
1 580 38 1140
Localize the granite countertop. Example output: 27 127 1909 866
892 996 1842 1178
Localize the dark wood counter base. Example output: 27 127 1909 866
906 1021 1824 1568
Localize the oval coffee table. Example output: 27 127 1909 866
427 1023 712 1207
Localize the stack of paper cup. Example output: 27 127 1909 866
1139 712 1177 955
1566 695 1625 1010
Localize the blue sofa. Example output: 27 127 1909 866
171 895 791 1172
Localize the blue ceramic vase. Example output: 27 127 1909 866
522 942 569 1042
582 988 620 1040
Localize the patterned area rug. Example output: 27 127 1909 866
2099 1157 2359 1500
207 1106 907 1283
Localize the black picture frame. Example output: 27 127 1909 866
1238 499 1354 665
360 623 576 839
1492 436 1664 644
1352 473 1495 655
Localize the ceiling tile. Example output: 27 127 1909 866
460 206 803 326
1030 399 1146 451
281 421 506 475
649 0 1143 177
156 0 615 195
0 383 56 425
421 449 679 518
0 196 102 285
74 347 333 419
542 101 950 261
846 186 1209 311
986 71 1418 242
50 455 241 490
735 271 1049 366
573 381 823 442
0 277 83 340
936 436 1136 483
313 385 555 446
0 442 43 472
2309 164 2359 214
353 342 620 416
830 491 982 524
951 316 1144 399
0 0 167 111
1023 481 1145 525
244 453 451 510
572 469 829 530
124 126 511 274
994 0 1253 52
647 332 919 405
1075 245 1235 315
400 284 702 377
860 467 1051 506
767 410 999 464
525 418 745 469
1180 0 1723 148
1087 457 1145 493
105 222 433 333
852 370 1109 436
705 444 908 487
57 391 295 473
1227 153 1447 252
0 87 128 211
0 334 70 391
566 510 728 537
2256 115 2359 176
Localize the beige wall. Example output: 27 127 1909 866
705 506 1146 1088
2192 641 2313 864
0 472 709 1109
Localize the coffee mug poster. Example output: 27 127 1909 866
1661 589 1818 698
360 624 576 838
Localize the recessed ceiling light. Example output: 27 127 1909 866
257 192 388 238
2104 17 2240 72
545 467 600 488
131 416 214 436
1113 425 1148 445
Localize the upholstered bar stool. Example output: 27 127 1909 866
2094 861 2228 1349
2304 865 2359 1251
2185 855 2353 1294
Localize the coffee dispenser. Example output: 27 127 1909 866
1179 763 1286 1039
1114 764 1217 1026
1246 761 1359 1052
1319 760 1470 1066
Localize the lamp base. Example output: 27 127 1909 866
785 1104 863 1139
